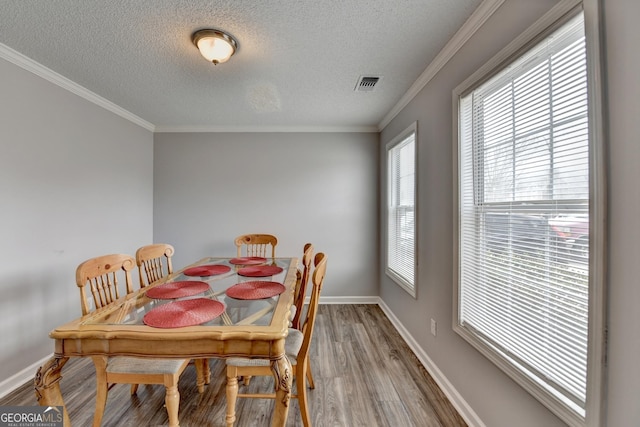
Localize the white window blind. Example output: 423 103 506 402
458 12 589 416
387 125 416 294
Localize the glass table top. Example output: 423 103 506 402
80 257 294 328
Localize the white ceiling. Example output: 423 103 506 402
0 0 485 132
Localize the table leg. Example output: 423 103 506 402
34 355 70 427
270 355 292 427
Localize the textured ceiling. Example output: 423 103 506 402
0 0 484 131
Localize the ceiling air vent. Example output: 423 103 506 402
355 76 382 92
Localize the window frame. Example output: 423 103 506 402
385 121 418 297
451 1 607 426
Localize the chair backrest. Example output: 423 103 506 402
297 252 327 364
291 243 313 330
75 254 136 315
136 243 175 287
234 234 278 258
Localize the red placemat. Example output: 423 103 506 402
229 257 267 265
183 264 231 277
237 265 283 277
226 281 286 300
143 298 225 328
145 281 210 299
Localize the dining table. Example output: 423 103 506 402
34 256 299 427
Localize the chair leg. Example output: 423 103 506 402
226 368 239 427
296 362 312 427
195 359 206 393
91 357 109 427
305 354 315 389
204 358 211 385
164 384 180 427
130 384 139 395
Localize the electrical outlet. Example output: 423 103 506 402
430 318 437 336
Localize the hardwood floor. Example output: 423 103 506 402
1 304 467 427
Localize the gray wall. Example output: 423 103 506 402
380 0 640 426
602 0 640 425
153 132 379 298
0 57 154 383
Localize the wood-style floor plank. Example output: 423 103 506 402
1 305 467 427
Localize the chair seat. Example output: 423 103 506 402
107 356 188 375
227 328 303 367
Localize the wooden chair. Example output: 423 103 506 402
136 243 174 287
136 244 211 392
243 243 313 387
225 253 327 427
234 234 278 258
291 243 313 330
76 253 137 316
76 254 190 427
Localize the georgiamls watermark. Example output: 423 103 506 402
0 406 63 427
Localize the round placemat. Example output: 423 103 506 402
237 265 283 277
145 281 210 299
229 256 267 265
143 298 225 328
226 281 286 300
183 264 231 277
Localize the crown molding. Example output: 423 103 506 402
377 0 506 131
0 43 155 132
154 125 379 133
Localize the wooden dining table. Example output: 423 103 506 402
34 256 298 427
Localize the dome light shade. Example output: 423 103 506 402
192 29 238 64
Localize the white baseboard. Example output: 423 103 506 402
318 295 379 304
0 353 53 400
377 299 486 427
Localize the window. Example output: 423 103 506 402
386 122 417 296
454 2 605 425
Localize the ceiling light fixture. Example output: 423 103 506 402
192 29 238 65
